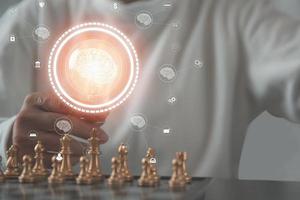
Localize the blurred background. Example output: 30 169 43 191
1 0 300 181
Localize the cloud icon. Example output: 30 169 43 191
136 13 152 26
130 115 146 130
56 119 72 133
34 26 50 40
159 66 176 81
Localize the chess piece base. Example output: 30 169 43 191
48 176 64 184
19 176 34 183
76 176 93 185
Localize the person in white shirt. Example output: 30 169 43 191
0 0 300 179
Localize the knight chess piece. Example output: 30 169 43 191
76 156 92 185
145 147 160 185
118 143 133 182
168 158 186 189
107 157 124 187
19 155 35 183
48 155 64 184
87 128 103 182
32 140 48 178
0 156 5 182
176 152 192 183
138 157 155 187
59 134 74 179
4 145 21 178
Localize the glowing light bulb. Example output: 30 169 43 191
68 48 118 86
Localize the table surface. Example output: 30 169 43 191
1 177 300 200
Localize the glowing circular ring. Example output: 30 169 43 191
48 22 139 113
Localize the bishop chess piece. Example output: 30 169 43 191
145 147 160 185
76 156 92 185
176 152 192 183
107 157 124 187
32 140 48 178
0 156 5 182
59 134 74 179
138 157 155 187
87 128 103 182
118 143 133 182
48 155 64 184
168 158 186 189
4 145 20 178
19 155 35 183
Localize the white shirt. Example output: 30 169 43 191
0 0 300 178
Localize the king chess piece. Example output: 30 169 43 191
4 145 20 178
145 147 160 185
32 140 48 178
76 156 92 185
138 157 155 187
19 155 35 183
168 158 186 190
87 128 103 182
107 157 124 187
59 134 74 179
48 155 64 184
118 143 133 182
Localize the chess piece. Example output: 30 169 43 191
76 156 92 185
107 157 124 187
118 143 133 182
168 158 186 189
59 134 74 179
145 147 160 185
0 156 5 182
32 140 48 178
48 155 64 184
176 152 192 183
4 145 21 178
87 128 103 182
19 155 35 183
138 158 155 187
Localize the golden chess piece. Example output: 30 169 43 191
4 145 21 178
168 158 186 189
145 147 160 185
118 143 133 182
76 156 92 185
48 155 64 184
138 157 155 187
59 134 74 179
176 152 192 183
107 157 124 187
87 128 103 182
19 155 35 183
0 156 5 182
32 140 48 178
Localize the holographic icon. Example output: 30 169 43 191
37 0 46 8
33 26 50 42
54 118 73 135
9 34 15 42
130 114 147 131
163 128 171 134
149 157 157 164
35 61 41 69
171 21 180 29
56 153 63 161
28 130 39 140
36 96 44 105
113 2 118 10
135 11 153 29
159 64 176 83
168 96 177 104
8 7 17 16
194 59 204 68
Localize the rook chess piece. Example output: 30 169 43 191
4 145 20 178
138 157 155 187
48 155 64 184
19 155 35 183
118 143 133 182
59 134 74 179
168 158 186 189
32 140 48 178
76 156 92 184
87 128 103 182
107 157 124 187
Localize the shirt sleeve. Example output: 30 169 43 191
241 0 300 123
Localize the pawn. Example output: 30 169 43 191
146 148 160 185
138 158 155 187
19 155 35 183
76 156 92 185
0 156 5 182
32 140 48 178
4 145 20 178
168 158 186 189
118 143 133 182
48 155 64 184
107 157 124 187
